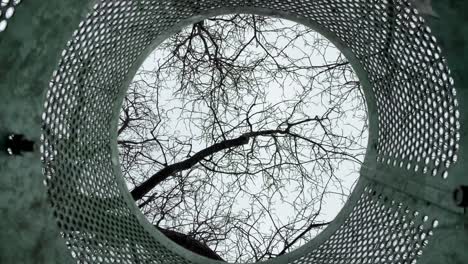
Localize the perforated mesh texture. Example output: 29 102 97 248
41 0 459 263
292 186 437 264
0 0 21 32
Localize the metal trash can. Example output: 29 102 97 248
1 0 467 263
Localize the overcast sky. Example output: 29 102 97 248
121 15 368 260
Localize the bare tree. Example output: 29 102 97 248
117 14 367 263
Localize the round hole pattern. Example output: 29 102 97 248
0 0 20 32
41 0 455 263
291 186 436 264
371 2 460 179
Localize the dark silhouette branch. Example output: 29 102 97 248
131 120 324 201
156 226 225 261
277 221 331 256
131 135 250 200
117 14 367 262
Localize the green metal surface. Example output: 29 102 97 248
0 0 467 263
0 1 95 263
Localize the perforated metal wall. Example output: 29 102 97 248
291 184 439 264
1 0 467 263
0 0 20 32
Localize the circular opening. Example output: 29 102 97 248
39 1 461 263
118 14 368 262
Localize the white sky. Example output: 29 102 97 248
121 15 368 261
